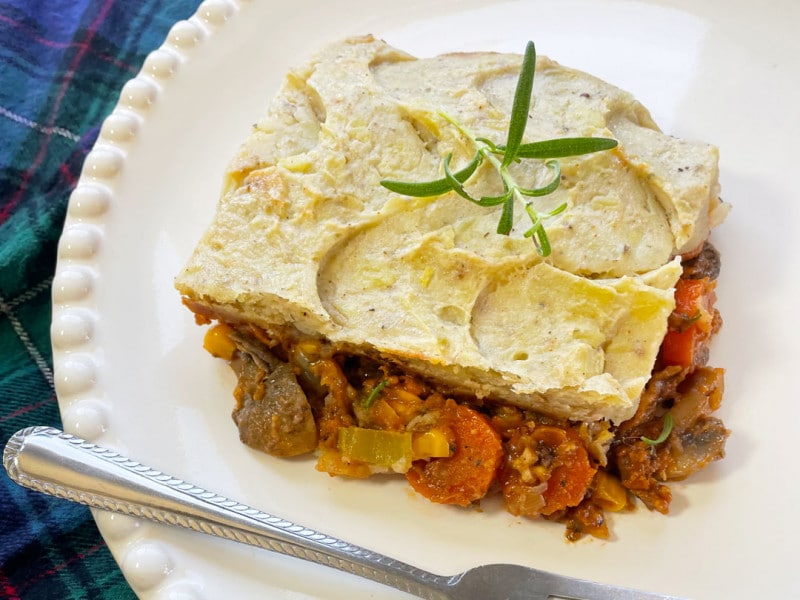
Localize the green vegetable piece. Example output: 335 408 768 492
363 379 389 408
641 412 674 446
338 427 413 470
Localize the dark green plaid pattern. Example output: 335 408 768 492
1 1 202 597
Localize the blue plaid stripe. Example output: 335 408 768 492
0 1 203 597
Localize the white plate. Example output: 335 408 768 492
52 0 800 598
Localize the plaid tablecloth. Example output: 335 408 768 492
0 1 202 597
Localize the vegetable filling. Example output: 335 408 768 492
195 242 727 540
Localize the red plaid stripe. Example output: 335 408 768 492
1 1 204 598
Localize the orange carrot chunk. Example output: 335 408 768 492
540 429 597 516
661 329 699 367
406 402 503 506
661 277 717 368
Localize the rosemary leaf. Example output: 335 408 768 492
380 153 481 197
547 202 568 217
534 229 551 255
641 412 674 445
501 41 536 169
523 205 543 238
475 137 501 153
516 160 561 198
497 197 515 235
476 190 513 207
514 137 618 159
443 153 477 201
363 379 389 409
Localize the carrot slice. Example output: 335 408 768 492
661 277 717 367
406 402 503 507
660 329 699 367
540 428 597 516
674 278 710 315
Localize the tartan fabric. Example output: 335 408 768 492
0 1 202 598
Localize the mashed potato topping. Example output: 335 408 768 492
176 36 726 424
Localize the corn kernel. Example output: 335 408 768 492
531 465 549 483
203 324 237 360
412 429 452 460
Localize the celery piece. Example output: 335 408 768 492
338 427 413 472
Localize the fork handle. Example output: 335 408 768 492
3 426 451 599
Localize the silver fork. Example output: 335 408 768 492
4 427 686 600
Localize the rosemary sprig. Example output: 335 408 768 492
380 41 618 256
